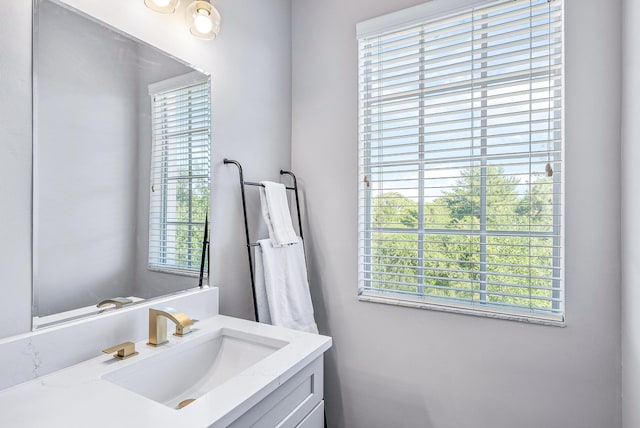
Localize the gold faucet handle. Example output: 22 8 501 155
175 324 192 336
177 318 198 336
97 297 133 309
174 314 194 337
102 341 138 360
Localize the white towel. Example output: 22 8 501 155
253 246 272 325
255 239 318 334
259 181 299 247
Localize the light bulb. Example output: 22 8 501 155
151 0 171 7
194 10 213 34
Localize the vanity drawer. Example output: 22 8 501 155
296 401 324 428
225 356 324 428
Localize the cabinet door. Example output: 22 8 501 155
225 357 324 428
296 401 324 428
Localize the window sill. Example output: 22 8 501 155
358 293 566 327
147 265 202 278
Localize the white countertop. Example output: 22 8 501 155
0 315 332 428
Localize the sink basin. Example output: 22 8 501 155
103 328 288 409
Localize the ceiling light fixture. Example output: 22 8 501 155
144 0 180 14
186 0 221 40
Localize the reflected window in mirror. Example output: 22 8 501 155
148 72 211 275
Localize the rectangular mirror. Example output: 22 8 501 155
32 0 211 328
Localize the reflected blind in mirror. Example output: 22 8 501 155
148 74 211 274
357 0 564 322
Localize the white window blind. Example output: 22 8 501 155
148 74 211 274
358 0 564 322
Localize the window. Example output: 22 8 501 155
148 72 211 274
357 0 564 323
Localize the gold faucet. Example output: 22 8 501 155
147 307 194 347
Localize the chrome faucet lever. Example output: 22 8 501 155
147 307 194 347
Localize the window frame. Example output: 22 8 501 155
357 0 565 325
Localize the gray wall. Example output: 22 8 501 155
0 1 34 338
622 0 640 426
0 0 292 337
292 0 622 426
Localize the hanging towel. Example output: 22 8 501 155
253 246 272 325
259 181 299 247
255 239 318 334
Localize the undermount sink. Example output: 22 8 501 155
103 328 288 409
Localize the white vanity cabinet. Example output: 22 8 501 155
224 356 325 428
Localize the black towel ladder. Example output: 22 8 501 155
223 158 304 322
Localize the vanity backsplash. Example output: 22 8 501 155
0 287 218 390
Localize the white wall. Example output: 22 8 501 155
621 0 640 425
292 0 622 426
0 0 292 338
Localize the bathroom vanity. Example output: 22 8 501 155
0 311 331 427
0 288 331 427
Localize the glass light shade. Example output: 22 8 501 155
144 0 180 14
186 1 221 40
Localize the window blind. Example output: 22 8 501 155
358 0 564 322
148 76 211 274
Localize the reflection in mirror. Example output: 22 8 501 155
33 0 211 329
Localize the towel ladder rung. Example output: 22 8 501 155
243 180 295 191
